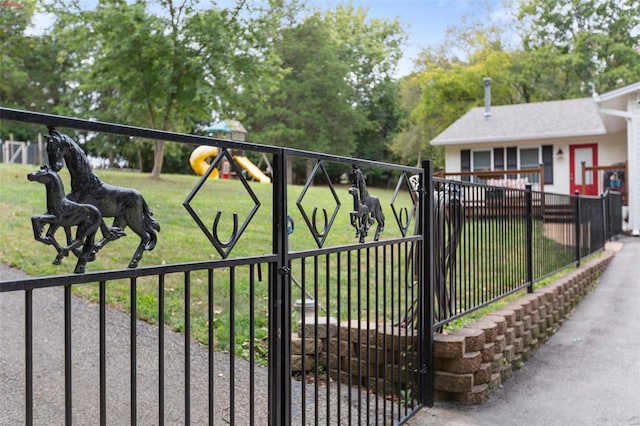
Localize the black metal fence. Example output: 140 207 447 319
0 108 429 425
0 108 624 425
430 178 621 328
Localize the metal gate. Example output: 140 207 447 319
0 108 433 425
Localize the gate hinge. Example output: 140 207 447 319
278 266 291 276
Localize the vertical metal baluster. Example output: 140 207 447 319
526 184 534 293
130 277 137 426
325 253 331 425
335 251 342 423
208 269 214 426
185 272 191 425
249 264 256 425
396 242 402 421
356 248 362 424
65 285 72 426
99 281 106 426
346 251 352 424
158 275 165 426
229 267 235 423
313 255 319 426
25 289 33 426
300 258 306 424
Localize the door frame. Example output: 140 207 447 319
570 143 599 195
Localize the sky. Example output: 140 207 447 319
29 0 513 78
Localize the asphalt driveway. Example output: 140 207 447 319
407 236 640 426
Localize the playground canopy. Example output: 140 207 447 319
202 120 247 141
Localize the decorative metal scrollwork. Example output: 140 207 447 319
390 172 419 237
349 165 385 243
296 161 341 248
183 147 260 258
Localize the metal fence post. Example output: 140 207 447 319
525 184 533 293
418 160 434 407
575 190 581 266
269 149 291 425
604 192 612 241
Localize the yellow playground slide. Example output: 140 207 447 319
189 146 271 183
233 155 271 183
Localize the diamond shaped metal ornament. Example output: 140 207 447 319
296 161 341 248
390 172 418 237
183 147 260 258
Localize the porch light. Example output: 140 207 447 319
556 148 564 157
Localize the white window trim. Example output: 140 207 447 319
517 146 541 169
471 149 493 171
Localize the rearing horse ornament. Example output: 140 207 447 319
45 129 160 269
349 166 385 242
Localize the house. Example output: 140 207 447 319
431 80 640 235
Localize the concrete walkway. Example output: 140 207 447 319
407 235 640 426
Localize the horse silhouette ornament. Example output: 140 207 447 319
28 166 102 274
349 166 385 242
46 129 160 268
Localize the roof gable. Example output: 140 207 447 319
431 97 607 146
596 81 640 103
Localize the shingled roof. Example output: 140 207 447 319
430 97 607 145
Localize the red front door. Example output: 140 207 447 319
570 144 598 195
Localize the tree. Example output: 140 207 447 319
0 0 35 108
518 0 640 96
42 0 287 178
246 14 366 176
245 5 406 182
399 21 517 167
389 73 441 168
0 0 76 140
325 4 406 182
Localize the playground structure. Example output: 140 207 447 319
191 119 272 183
189 145 271 183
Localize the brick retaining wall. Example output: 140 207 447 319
291 251 614 405
433 252 614 404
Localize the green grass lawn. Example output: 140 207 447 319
0 163 413 271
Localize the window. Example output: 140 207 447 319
472 150 492 183
519 147 540 183
461 146 553 185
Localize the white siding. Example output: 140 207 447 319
442 134 627 195
627 94 640 234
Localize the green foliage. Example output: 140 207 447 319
246 4 406 171
33 0 289 178
0 0 36 107
248 14 359 154
518 0 640 96
3 1 406 177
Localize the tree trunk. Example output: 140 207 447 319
306 160 314 185
150 140 166 180
109 145 115 168
287 159 293 185
136 148 143 172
